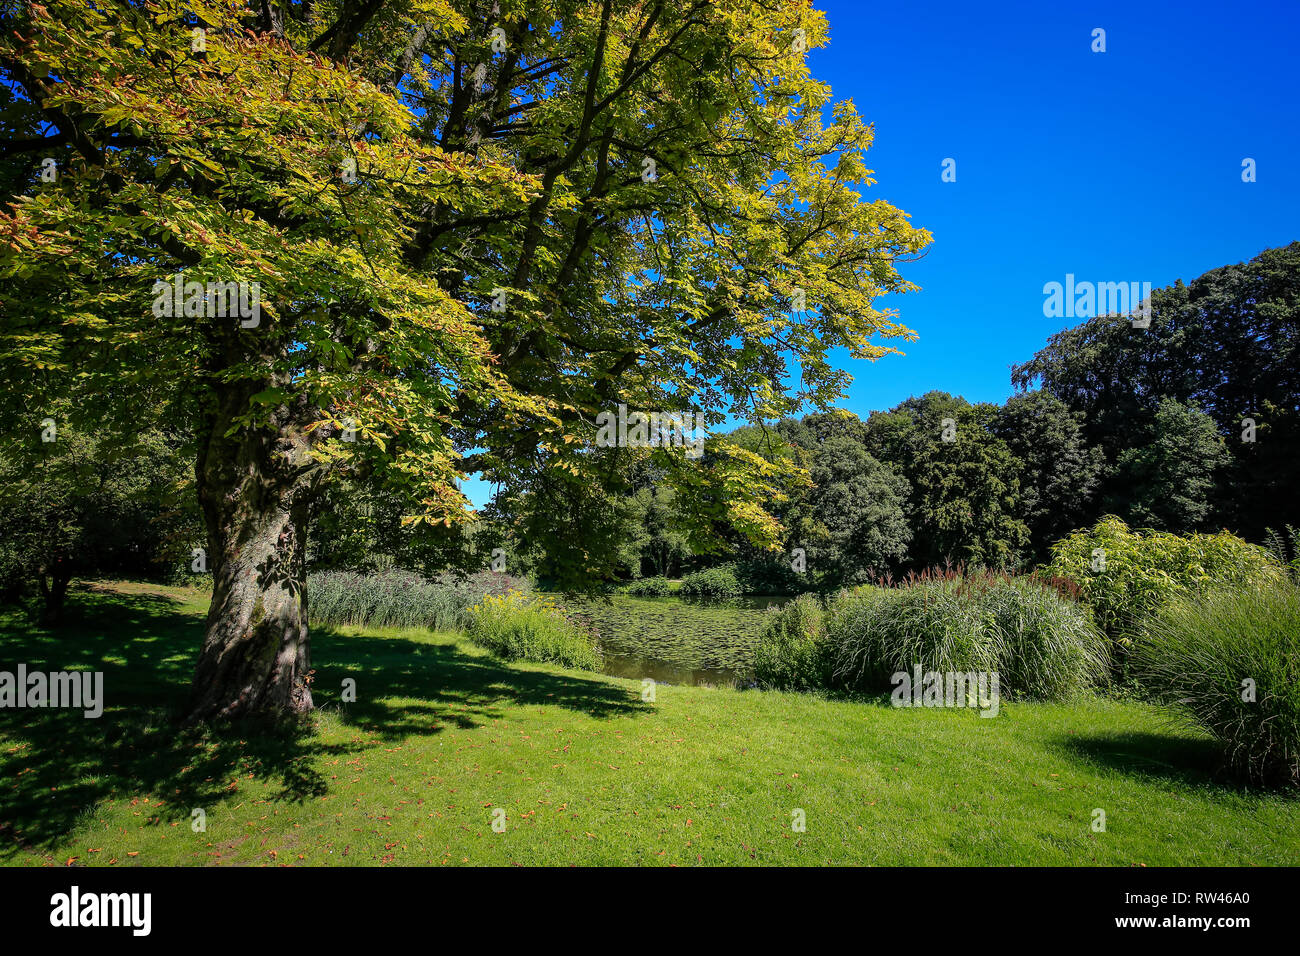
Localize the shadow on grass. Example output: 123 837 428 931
0 583 646 855
1056 730 1233 789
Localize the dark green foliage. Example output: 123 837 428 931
679 565 742 598
307 482 491 578
993 390 1105 559
1108 399 1230 532
785 430 912 586
0 422 198 618
751 594 833 690
1014 242 1300 539
732 557 807 595
622 487 692 579
864 392 1029 569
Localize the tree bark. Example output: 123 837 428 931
187 383 316 723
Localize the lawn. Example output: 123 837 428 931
1 581 1296 867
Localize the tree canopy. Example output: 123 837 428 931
1013 242 1300 539
0 0 931 718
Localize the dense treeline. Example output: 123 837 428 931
560 241 1300 589
4 243 1297 605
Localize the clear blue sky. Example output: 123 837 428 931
463 0 1299 509
819 0 1299 412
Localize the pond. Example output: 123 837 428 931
553 594 787 687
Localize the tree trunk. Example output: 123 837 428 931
37 559 71 626
187 384 317 723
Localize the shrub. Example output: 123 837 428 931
625 576 671 597
465 591 601 670
1042 516 1285 649
980 577 1110 700
826 571 1107 700
751 594 832 689
679 565 741 599
163 564 215 591
733 558 806 596
308 570 528 631
1132 581 1300 788
830 576 995 693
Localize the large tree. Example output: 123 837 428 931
1 0 930 719
864 392 1028 569
992 389 1104 559
1013 243 1300 539
774 411 909 584
1107 398 1230 533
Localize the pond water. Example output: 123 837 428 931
554 594 787 686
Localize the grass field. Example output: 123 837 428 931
1 581 1296 866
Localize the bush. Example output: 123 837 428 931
308 570 528 631
733 558 806 596
751 594 832 689
981 577 1110 700
826 571 1107 700
625 576 671 597
679 565 741 598
465 591 601 670
1133 581 1300 788
830 576 995 692
162 566 215 591
1042 516 1286 653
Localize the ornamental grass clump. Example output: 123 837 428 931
821 568 1106 700
1133 580 1300 788
465 591 601 671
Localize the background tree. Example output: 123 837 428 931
1107 399 1230 532
774 413 909 585
864 392 1028 569
622 485 691 579
1014 242 1300 539
0 419 196 621
992 390 1105 560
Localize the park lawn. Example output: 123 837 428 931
0 581 1296 867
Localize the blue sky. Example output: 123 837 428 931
816 0 1299 412
463 0 1299 508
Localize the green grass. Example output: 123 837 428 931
0 580 1296 866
